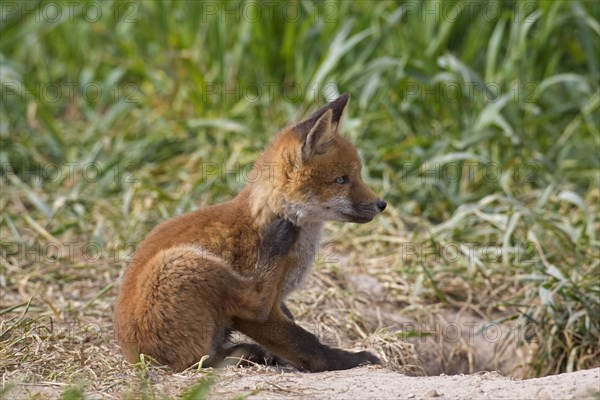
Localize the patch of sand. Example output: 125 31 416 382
211 367 600 400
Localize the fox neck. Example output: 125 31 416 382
242 179 322 230
240 162 323 231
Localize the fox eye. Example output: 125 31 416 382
335 175 349 185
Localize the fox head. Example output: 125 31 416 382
250 94 386 227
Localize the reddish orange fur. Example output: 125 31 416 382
113 94 385 372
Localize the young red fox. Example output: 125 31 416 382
114 93 387 372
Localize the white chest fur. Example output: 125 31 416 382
282 222 323 297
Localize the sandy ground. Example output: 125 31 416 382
209 367 600 400
4 364 599 399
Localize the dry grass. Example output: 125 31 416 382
0 220 426 398
0 208 548 398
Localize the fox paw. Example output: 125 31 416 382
355 350 380 366
311 348 381 372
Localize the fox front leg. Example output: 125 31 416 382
255 218 300 282
233 310 380 372
234 218 299 322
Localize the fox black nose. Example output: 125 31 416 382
376 200 387 212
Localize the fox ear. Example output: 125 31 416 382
301 109 333 161
294 93 350 135
295 93 350 162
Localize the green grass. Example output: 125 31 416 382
1 0 599 395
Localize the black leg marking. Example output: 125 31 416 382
260 218 300 261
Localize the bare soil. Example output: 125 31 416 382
6 366 598 399
209 367 599 400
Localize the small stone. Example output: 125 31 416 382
426 389 441 397
407 394 415 399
